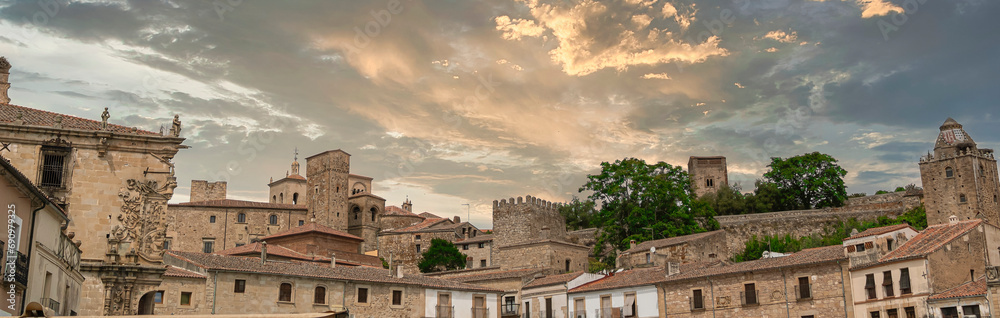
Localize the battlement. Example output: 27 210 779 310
921 148 996 163
492 195 562 212
492 195 568 251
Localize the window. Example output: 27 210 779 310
797 276 811 299
163 240 171 251
941 307 959 318
279 193 283 203
886 238 894 251
691 289 704 310
416 244 421 253
574 298 585 317
209 216 216 223
960 194 968 203
946 167 954 178
392 290 403 306
646 252 651 264
623 293 637 318
154 291 163 304
39 147 70 188
298 220 304 226
203 240 214 253
314 286 326 304
234 279 245 293
904 307 916 318
463 244 469 250
565 259 570 272
599 295 610 317
803 316 815 318
269 214 278 225
279 283 292 302
706 178 714 187
545 297 553 318
415 235 421 240
865 274 877 299
180 292 192 305
480 259 487 267
357 287 368 303
371 207 377 222
478 242 484 248
272 195 276 203
883 271 894 297
743 283 758 305
855 243 866 252
962 305 981 318
899 268 912 294
235 243 244 247
237 213 246 223
887 309 898 318
292 193 298 205
870 311 880 318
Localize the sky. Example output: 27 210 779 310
0 0 997 229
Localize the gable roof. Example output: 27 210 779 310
524 271 586 289
385 206 423 218
263 222 363 241
166 251 501 293
622 230 725 254
862 220 984 269
171 199 307 210
456 234 494 244
442 268 546 283
163 265 206 279
385 217 453 233
0 103 162 136
929 275 987 300
662 246 846 283
570 267 666 293
845 224 915 241
419 212 441 219
214 241 376 267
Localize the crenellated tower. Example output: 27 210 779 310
919 118 1000 225
0 56 10 104
306 150 351 231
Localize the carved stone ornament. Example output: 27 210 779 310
114 178 176 262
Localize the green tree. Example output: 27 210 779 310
698 184 748 215
750 179 795 212
762 152 848 210
581 158 717 268
417 239 466 273
560 196 598 231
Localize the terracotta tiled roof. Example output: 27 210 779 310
622 230 725 254
872 220 983 267
570 267 667 293
172 199 307 210
456 234 494 244
215 242 378 267
163 265 206 279
385 206 423 218
444 268 546 283
929 275 987 300
263 222 363 241
524 271 586 289
662 246 846 283
845 224 915 241
349 192 385 200
387 218 452 233
0 103 162 136
285 174 306 181
349 174 373 180
419 212 441 219
166 251 501 292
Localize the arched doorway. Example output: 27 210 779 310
137 291 157 315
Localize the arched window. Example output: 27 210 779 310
314 286 326 304
279 283 292 302
292 193 299 205
279 193 284 203
946 167 954 178
269 214 278 225
565 259 571 272
706 179 714 187
960 194 968 203
353 206 361 220
272 195 276 203
370 207 377 222
237 213 246 223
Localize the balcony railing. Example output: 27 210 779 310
5 251 29 286
471 307 488 318
794 285 812 300
740 290 759 306
849 250 881 268
501 303 520 316
567 311 586 318
42 298 60 313
690 296 707 310
436 305 454 318
594 308 621 318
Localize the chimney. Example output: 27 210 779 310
396 263 404 278
0 56 10 104
454 216 461 224
260 241 268 264
330 252 336 268
629 240 636 249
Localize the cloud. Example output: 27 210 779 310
641 72 672 79
764 30 798 43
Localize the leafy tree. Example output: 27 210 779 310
894 187 906 192
750 179 795 212
875 190 890 195
581 158 717 268
560 196 599 231
697 184 747 215
762 152 848 210
417 239 466 273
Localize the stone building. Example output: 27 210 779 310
379 213 482 274
492 195 589 273
659 245 851 318
160 251 502 317
0 155 83 316
0 57 9 104
567 267 665 318
919 118 1000 225
269 152 307 206
616 230 728 269
927 276 989 318
303 150 386 252
520 271 603 318
456 233 495 269
0 57 186 315
688 156 728 198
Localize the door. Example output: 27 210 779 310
601 295 612 318
574 298 585 318
545 297 553 318
137 291 156 315
524 301 531 318
473 296 486 318
437 293 452 318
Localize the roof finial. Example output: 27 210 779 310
294 147 298 161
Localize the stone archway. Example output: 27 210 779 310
136 291 156 315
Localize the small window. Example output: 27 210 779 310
946 167 954 178
235 243 244 247
855 243 866 252
39 147 70 188
886 309 898 318
292 193 299 205
646 252 651 264
416 244 421 253
203 240 214 253
154 291 163 304
480 259 487 267
314 286 326 304
565 259 570 272
371 207 377 222
234 279 246 293
797 276 811 299
940 307 958 318
269 214 278 225
163 240 171 251
280 193 284 203
706 178 714 187
392 290 402 306
237 213 246 223
298 220 304 226
904 307 916 318
279 283 292 302
272 195 276 203
463 244 469 250
886 238 894 251
415 235 421 240
478 242 484 248
357 287 369 303
960 194 968 203
209 216 216 223
180 292 191 305
743 283 757 305
691 289 704 310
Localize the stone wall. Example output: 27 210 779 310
497 241 589 273
166 205 309 253
618 231 729 269
659 261 852 318
267 233 363 256
189 180 227 202
688 156 728 198
381 214 424 231
379 231 457 274
926 222 988 293
306 150 351 232
492 195 567 252
457 240 493 269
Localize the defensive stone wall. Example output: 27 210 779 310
189 180 227 202
492 195 567 251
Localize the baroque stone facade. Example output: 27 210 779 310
919 118 1000 225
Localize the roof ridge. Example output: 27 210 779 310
0 103 160 135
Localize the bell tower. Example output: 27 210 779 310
919 118 1000 225
0 56 11 104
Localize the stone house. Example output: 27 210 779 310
0 155 83 316
926 276 989 318
567 267 663 318
616 230 728 269
379 214 482 274
520 271 604 318
658 245 852 318
161 251 502 317
848 218 999 318
209 221 382 268
456 233 495 269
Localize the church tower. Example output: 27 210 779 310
0 56 11 104
306 150 351 231
268 149 307 206
919 118 1000 225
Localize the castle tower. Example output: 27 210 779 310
306 150 351 231
268 149 307 206
0 56 11 104
347 173 384 252
688 156 728 198
402 198 413 212
919 118 1000 225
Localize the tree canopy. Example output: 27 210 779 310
559 196 599 231
417 239 466 273
581 158 717 267
762 152 848 210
